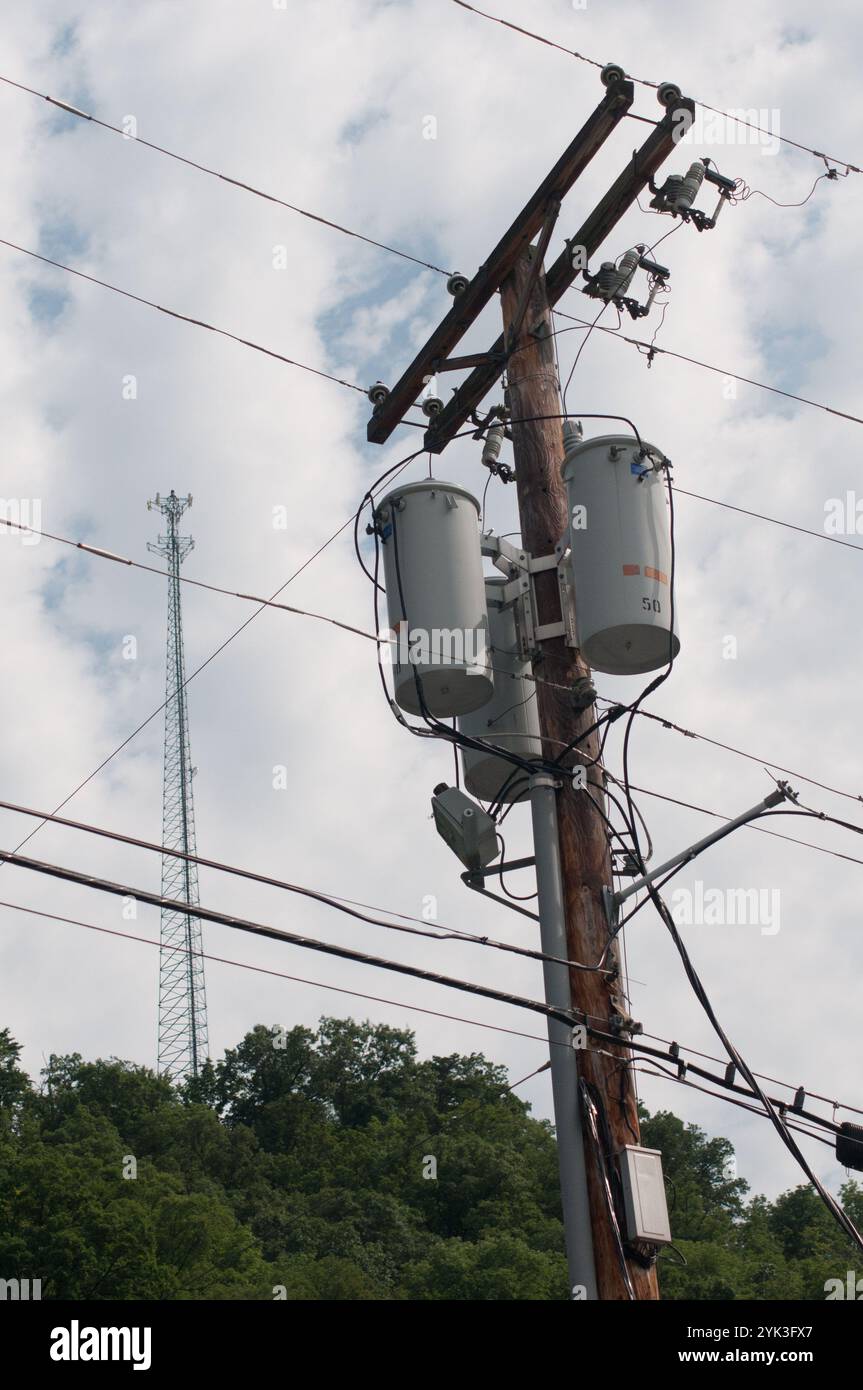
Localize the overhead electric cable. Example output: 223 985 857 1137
5 103 850 436
630 1063 835 1149
639 1030 863 1120
1 893 854 1135
0 74 451 276
628 783 863 868
0 514 380 643
0 445 432 865
0 793 613 978
598 698 863 808
0 237 368 393
0 846 580 1030
672 486 863 555
449 0 861 173
552 308 863 428
0 897 560 1050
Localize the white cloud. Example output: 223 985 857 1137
0 0 860 1211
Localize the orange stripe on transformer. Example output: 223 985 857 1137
644 566 668 584
622 564 640 576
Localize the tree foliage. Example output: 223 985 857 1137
0 1019 857 1299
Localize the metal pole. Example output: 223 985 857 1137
614 787 787 908
530 773 598 1300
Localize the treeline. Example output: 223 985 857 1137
0 1020 857 1299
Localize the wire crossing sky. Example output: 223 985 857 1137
0 0 861 1211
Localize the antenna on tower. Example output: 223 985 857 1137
147 490 208 1078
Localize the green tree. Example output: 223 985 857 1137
0 1020 857 1301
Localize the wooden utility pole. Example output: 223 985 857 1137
364 69 694 1298
501 245 660 1301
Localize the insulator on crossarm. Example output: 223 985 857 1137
591 252 638 301
593 262 621 298
615 248 641 295
481 423 505 468
671 161 705 212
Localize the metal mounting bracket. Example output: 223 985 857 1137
479 531 577 658
461 868 540 924
516 548 577 656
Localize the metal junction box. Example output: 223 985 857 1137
431 784 499 872
618 1145 672 1245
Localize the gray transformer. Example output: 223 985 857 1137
377 480 495 717
561 429 680 676
458 577 542 803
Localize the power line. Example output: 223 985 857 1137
0 74 451 277
0 896 560 1052
627 782 863 868
0 445 428 866
630 1063 835 1149
600 699 863 809
449 0 861 174
0 793 614 979
507 1060 551 1090
0 491 591 695
19 488 859 890
9 174 856 455
9 88 854 443
552 308 863 429
3 893 855 1135
0 514 380 644
18 519 830 888
11 462 859 713
639 1030 863 1120
576 1027 848 1141
1 517 354 856
0 845 581 1031
0 237 368 395
733 170 847 209
5 52 856 456
673 486 863 555
606 666 863 1250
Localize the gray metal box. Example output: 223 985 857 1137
431 785 499 872
619 1145 672 1245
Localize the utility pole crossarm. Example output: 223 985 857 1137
424 95 695 453
366 78 634 444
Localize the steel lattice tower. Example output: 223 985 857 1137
147 490 208 1077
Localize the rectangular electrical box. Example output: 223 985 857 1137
618 1145 672 1246
431 784 499 872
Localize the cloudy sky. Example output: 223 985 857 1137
1 0 861 1209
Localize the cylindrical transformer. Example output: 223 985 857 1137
377 480 494 717
561 427 680 676
458 578 542 802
